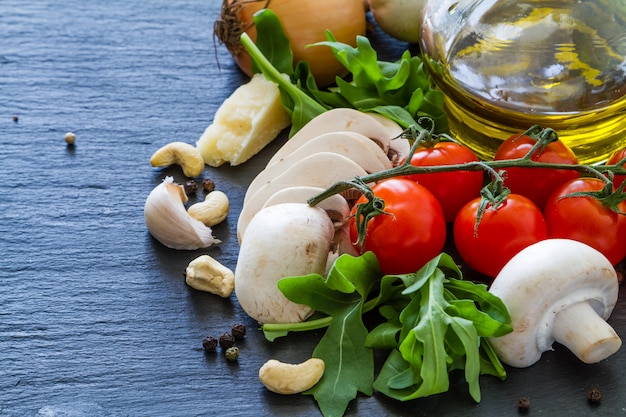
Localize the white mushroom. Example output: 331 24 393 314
366 112 411 163
266 108 394 166
488 238 622 368
244 131 391 204
260 186 360 272
267 131 392 169
237 152 368 242
235 203 335 324
366 112 404 138
261 186 351 229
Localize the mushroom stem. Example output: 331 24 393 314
551 301 622 364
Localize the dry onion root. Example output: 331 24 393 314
214 0 367 87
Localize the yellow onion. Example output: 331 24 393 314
215 0 367 87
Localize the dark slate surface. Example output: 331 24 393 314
1 1 625 416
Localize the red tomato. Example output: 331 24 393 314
607 147 626 189
403 141 484 222
349 178 446 275
453 194 548 278
493 132 579 209
543 177 626 265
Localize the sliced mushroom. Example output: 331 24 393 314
488 238 622 367
237 152 368 242
261 186 351 229
366 112 405 138
261 185 359 274
266 108 394 166
388 136 411 165
267 130 392 170
244 131 391 205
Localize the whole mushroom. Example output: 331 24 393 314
488 238 622 367
235 203 335 324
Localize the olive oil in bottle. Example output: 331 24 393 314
420 0 626 164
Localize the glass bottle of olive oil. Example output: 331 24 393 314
420 0 626 164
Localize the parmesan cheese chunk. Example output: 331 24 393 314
196 73 291 167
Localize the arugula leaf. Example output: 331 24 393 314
307 300 373 417
365 318 401 350
373 349 419 398
444 278 512 329
371 254 510 403
240 9 448 136
250 9 293 76
325 250 380 295
314 34 448 131
270 252 512 414
242 11 328 135
396 269 451 400
449 317 481 401
478 338 508 380
277 254 380 417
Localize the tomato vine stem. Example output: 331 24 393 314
308 124 626 207
308 124 626 238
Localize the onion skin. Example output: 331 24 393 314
367 0 427 43
215 0 366 87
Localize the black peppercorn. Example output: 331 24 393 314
231 323 246 340
202 178 215 193
588 387 602 404
225 346 240 361
184 180 198 195
202 336 218 353
517 396 530 413
219 332 235 350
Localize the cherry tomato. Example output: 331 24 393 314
453 194 548 278
493 132 579 209
543 177 626 265
607 147 626 189
403 141 484 222
349 178 446 275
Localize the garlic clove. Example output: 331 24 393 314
144 176 221 250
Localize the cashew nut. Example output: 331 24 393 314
185 254 234 297
188 190 230 227
150 141 205 177
258 358 325 395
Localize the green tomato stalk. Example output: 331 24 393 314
308 124 626 238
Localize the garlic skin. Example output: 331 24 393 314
144 177 221 250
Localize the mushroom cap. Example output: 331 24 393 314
237 152 368 242
235 203 335 324
266 108 393 166
266 130 392 171
366 112 411 163
244 131 391 205
488 238 619 367
261 186 351 228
